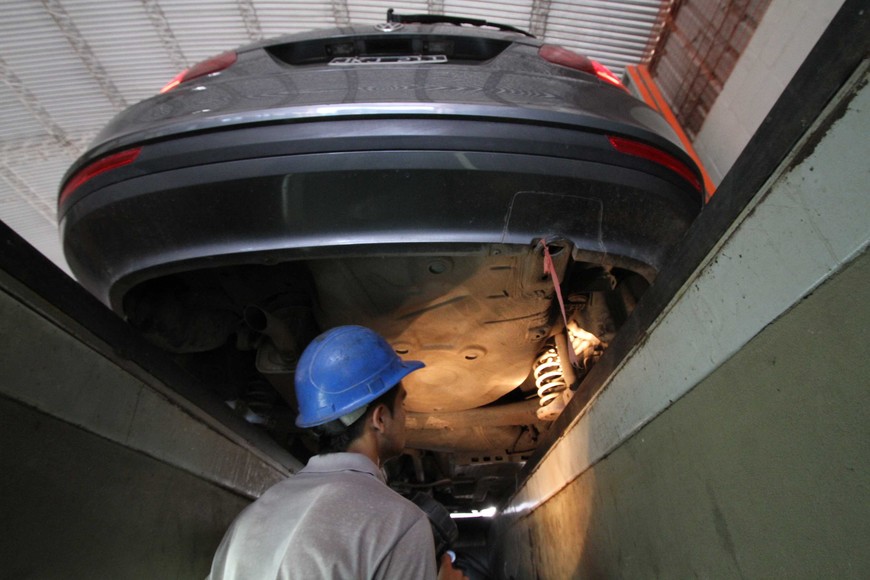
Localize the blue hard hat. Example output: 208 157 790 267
294 325 424 428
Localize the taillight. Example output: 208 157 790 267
59 147 142 206
538 44 626 90
591 60 621 87
160 51 237 93
608 136 702 192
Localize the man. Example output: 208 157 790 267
208 325 465 579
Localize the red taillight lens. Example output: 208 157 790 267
539 44 626 90
608 136 702 192
59 147 142 206
591 60 622 87
160 51 237 93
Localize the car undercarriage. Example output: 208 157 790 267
121 240 651 511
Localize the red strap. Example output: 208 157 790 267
542 244 580 368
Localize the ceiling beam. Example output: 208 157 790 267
0 56 78 155
140 0 188 70
332 0 349 27
41 0 127 111
237 0 264 42
0 161 57 225
529 0 552 37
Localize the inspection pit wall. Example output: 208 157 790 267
492 58 869 579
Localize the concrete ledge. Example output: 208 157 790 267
0 284 295 497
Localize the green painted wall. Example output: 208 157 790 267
494 250 870 578
0 266 259 577
0 395 249 579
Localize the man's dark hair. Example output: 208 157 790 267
315 383 402 454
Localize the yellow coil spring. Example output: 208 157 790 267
533 347 566 407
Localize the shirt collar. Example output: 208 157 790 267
302 452 386 484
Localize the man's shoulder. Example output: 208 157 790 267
322 470 423 512
255 453 428 526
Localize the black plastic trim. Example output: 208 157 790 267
58 117 703 218
60 147 700 312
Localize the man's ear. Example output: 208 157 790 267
370 403 390 433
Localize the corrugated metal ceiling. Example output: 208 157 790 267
0 0 672 273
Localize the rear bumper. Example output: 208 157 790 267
60 117 702 311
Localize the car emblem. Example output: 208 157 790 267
374 22 404 32
329 54 447 66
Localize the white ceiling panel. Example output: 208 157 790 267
61 0 186 101
256 3 335 37
0 1 117 138
545 0 666 72
160 0 263 63
444 0 534 31
348 1 430 25
0 84 47 143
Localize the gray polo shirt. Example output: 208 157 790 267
208 452 437 579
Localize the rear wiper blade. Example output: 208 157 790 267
386 9 536 38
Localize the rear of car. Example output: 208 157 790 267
58 17 704 513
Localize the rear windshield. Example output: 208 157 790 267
266 35 511 65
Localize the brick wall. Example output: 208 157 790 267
686 0 846 183
651 0 772 138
